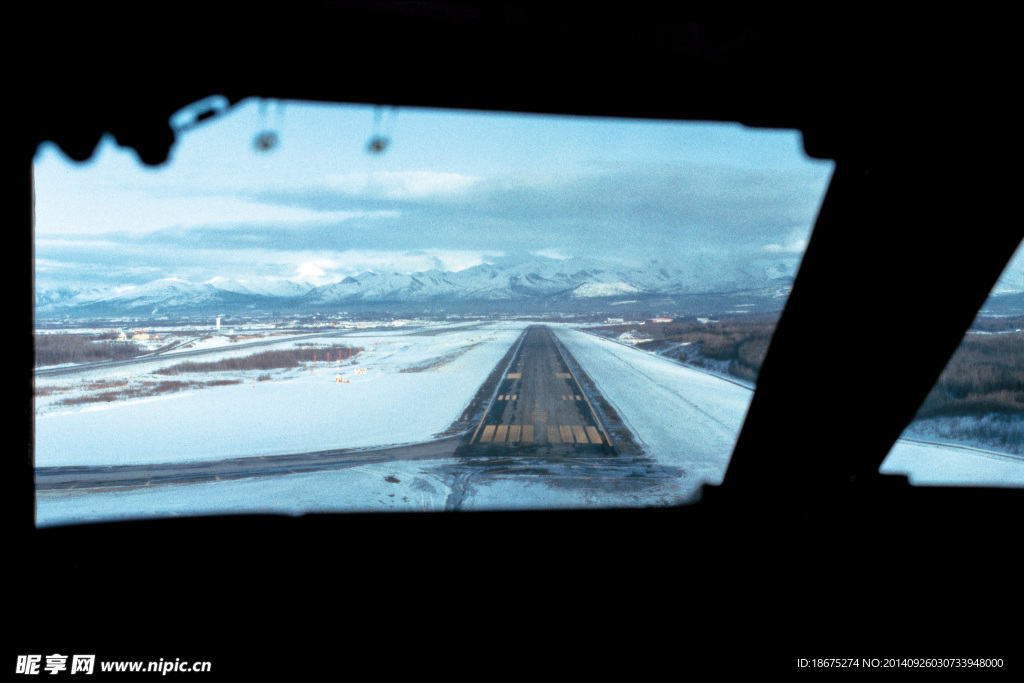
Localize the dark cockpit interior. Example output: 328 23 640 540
16 6 1021 673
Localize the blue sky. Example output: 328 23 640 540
33 97 838 290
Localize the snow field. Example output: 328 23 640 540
882 441 1024 487
456 474 682 511
554 327 754 497
36 459 454 526
34 323 527 467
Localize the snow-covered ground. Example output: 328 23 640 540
881 440 1024 486
36 459 455 526
34 321 1024 527
35 322 524 466
555 327 753 495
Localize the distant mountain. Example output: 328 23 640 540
203 277 316 298
34 256 798 319
38 278 255 317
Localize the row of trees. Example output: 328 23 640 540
601 315 1022 414
155 346 361 374
35 333 143 366
610 314 780 384
915 332 1023 419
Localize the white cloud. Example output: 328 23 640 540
293 258 338 284
533 248 569 260
762 228 809 254
323 171 480 199
286 249 500 285
35 191 398 236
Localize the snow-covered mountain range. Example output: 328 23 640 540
36 255 800 318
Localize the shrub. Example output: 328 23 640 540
56 378 244 406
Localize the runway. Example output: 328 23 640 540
462 325 614 454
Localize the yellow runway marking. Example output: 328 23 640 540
548 426 561 443
572 425 587 443
556 373 571 379
512 394 517 401
507 373 522 379
586 426 603 444
561 395 567 401
575 395 581 401
480 425 496 443
523 425 534 442
495 425 508 442
560 425 574 442
508 425 521 442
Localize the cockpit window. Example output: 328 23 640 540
33 99 834 525
880 242 1024 486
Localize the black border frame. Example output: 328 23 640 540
14 7 1023 674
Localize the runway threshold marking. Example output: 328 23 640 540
549 329 615 450
467 328 528 444
468 328 614 450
